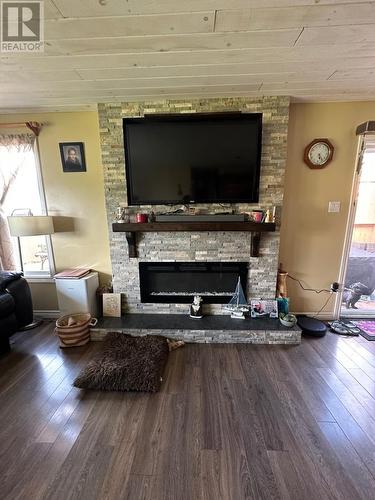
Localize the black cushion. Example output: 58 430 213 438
297 316 327 337
6 277 33 328
0 275 33 346
0 292 15 319
0 318 13 354
0 313 17 333
0 271 23 291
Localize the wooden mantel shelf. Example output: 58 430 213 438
112 221 276 258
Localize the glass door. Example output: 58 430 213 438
341 139 375 317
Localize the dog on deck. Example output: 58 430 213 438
342 282 372 309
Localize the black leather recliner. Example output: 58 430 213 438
0 272 34 354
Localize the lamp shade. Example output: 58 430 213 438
7 215 54 237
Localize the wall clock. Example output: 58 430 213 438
304 139 334 169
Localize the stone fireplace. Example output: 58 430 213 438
98 96 290 315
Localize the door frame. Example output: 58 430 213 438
335 134 372 318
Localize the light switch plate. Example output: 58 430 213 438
328 201 341 213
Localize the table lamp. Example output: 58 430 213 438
7 214 54 273
7 213 55 329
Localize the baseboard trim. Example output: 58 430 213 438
291 311 336 320
34 310 60 319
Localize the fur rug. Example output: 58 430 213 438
73 332 169 392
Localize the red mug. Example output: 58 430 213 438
136 213 148 223
251 211 263 223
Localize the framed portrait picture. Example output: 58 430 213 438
59 142 86 172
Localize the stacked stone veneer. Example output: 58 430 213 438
98 96 290 315
91 326 301 345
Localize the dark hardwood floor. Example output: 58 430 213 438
1 323 375 499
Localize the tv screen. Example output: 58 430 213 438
123 112 262 205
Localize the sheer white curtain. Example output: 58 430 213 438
0 133 35 270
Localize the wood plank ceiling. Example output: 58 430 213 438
1 0 375 111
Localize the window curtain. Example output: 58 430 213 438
0 133 35 270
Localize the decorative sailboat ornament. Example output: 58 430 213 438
224 276 249 319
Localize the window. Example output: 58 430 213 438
0 133 55 278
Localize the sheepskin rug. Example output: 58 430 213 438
73 332 169 392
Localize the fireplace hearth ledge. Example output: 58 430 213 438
91 314 301 344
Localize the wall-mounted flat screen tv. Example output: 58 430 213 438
123 112 262 205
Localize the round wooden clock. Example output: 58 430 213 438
304 139 334 169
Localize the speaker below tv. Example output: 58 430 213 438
123 112 262 206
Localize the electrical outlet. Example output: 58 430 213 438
328 201 341 213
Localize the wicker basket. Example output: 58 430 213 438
55 313 98 348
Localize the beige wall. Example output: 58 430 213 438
0 111 112 310
280 101 375 316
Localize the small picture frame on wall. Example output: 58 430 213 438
102 293 122 318
59 142 86 172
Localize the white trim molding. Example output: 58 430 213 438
33 310 60 319
26 277 55 284
335 136 364 319
291 311 333 320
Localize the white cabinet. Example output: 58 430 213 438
55 272 99 317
